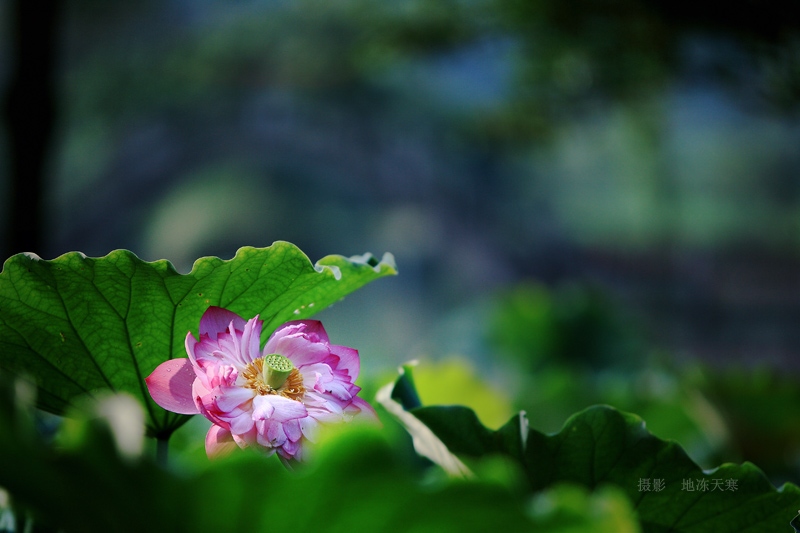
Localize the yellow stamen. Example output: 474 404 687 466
242 357 305 401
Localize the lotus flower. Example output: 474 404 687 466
146 306 377 464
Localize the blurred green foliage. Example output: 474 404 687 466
484 281 800 484
696 367 800 485
0 371 647 533
487 281 644 370
484 282 690 441
411 357 514 429
528 484 641 532
383 365 800 532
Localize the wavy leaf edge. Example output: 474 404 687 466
381 363 800 532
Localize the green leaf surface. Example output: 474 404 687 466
383 366 800 532
0 242 395 435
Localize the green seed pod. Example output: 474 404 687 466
264 354 293 389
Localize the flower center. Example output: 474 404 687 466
241 355 305 401
264 353 293 388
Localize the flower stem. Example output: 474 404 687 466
156 434 169 467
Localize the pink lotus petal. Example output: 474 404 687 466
205 425 237 459
251 394 275 420
346 396 380 423
299 362 333 390
283 418 302 442
302 389 343 411
185 332 199 367
299 416 321 442
255 420 270 447
191 375 211 404
276 339 329 368
306 402 345 423
279 439 302 462
326 379 353 402
252 394 307 422
282 438 300 456
232 427 259 450
227 411 255 435
192 341 222 368
264 321 330 366
266 420 286 445
330 345 359 381
219 324 243 365
199 306 246 339
271 320 329 345
145 359 199 415
196 394 230 430
215 385 255 412
240 315 263 364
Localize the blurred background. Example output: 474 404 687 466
2 0 800 482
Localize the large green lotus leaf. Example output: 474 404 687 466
0 242 395 435
381 365 800 532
